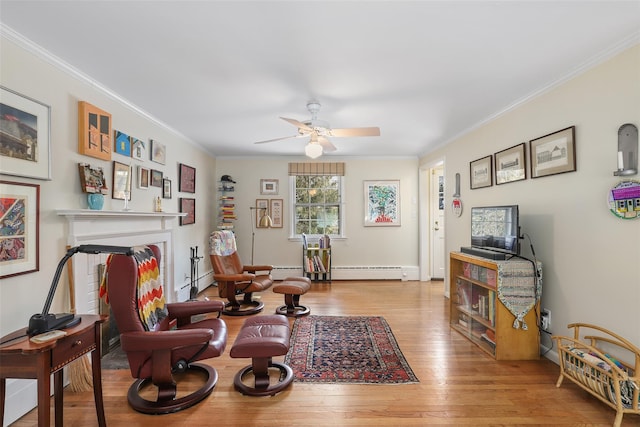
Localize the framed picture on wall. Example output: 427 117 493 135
530 126 576 178
0 86 52 180
494 143 526 185
179 163 196 193
364 180 400 226
112 161 131 200
180 198 195 225
162 178 172 199
260 179 278 195
0 180 40 279
255 198 269 228
270 199 283 228
150 139 166 165
138 166 149 189
114 130 131 156
78 101 112 161
470 155 493 189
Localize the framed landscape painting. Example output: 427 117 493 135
0 86 52 180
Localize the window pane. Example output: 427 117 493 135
293 175 342 236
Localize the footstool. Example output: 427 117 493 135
272 276 311 317
229 315 293 396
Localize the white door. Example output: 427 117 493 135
431 166 445 279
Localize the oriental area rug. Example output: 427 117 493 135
283 315 418 384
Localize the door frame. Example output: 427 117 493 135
419 156 446 282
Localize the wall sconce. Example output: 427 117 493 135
614 123 638 176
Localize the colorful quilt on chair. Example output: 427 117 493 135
133 246 167 331
209 230 237 256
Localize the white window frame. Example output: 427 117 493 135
288 175 346 240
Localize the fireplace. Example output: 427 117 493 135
57 210 184 316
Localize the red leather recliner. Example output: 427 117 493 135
105 245 227 414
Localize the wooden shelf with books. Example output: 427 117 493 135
302 233 331 282
217 178 236 231
450 251 541 360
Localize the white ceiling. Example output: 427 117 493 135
1 1 639 158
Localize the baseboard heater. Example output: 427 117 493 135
271 266 418 281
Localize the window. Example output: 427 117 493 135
289 162 345 237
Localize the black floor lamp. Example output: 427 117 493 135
249 205 273 265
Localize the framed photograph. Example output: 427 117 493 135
138 166 150 189
78 163 108 194
0 180 40 279
530 126 576 178
364 180 400 226
114 130 131 156
470 155 493 189
131 137 146 161
180 198 195 225
112 161 132 200
0 86 52 180
255 198 269 228
270 198 284 228
150 139 166 165
494 143 527 185
78 101 112 161
151 169 163 187
179 163 196 193
162 178 172 199
260 179 279 195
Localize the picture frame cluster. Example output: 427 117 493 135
470 126 576 189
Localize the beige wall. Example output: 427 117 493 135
420 44 640 349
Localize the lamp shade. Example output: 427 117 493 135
259 212 273 228
305 142 323 159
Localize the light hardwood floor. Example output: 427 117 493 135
12 280 639 426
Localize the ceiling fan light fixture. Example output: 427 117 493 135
305 142 323 159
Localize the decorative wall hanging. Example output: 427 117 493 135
150 139 166 164
0 86 52 180
270 199 284 228
255 199 269 228
608 180 640 220
470 155 493 189
162 178 172 199
613 123 638 176
260 179 279 195
138 166 150 189
151 169 163 187
131 137 146 161
451 172 463 217
114 130 131 156
495 143 526 185
112 161 131 200
78 163 108 194
78 101 112 161
179 163 196 193
0 180 40 279
530 126 576 178
364 180 400 226
180 198 195 225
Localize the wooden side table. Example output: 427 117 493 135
0 314 107 427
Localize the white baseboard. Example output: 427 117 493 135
270 265 420 281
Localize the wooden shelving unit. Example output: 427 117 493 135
449 251 540 360
302 234 331 282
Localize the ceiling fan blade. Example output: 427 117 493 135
254 135 299 144
318 136 337 152
281 117 313 132
329 127 380 137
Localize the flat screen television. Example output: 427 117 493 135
470 205 520 256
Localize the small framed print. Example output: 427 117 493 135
162 178 172 199
78 101 112 161
494 143 526 185
151 169 163 187
179 163 196 193
112 161 132 200
0 180 40 279
364 180 400 226
270 199 283 228
260 179 278 195
530 126 576 178
470 155 493 189
0 86 52 180
114 130 131 156
131 137 146 161
138 166 150 189
150 139 166 165
180 197 195 225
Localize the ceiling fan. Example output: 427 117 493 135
255 100 380 158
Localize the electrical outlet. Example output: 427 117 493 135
541 309 551 331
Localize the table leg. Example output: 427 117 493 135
0 377 5 426
36 353 51 427
92 332 107 427
54 369 64 427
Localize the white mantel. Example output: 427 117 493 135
57 209 185 314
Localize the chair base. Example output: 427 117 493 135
127 363 218 414
233 360 294 397
275 304 310 317
223 299 264 316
